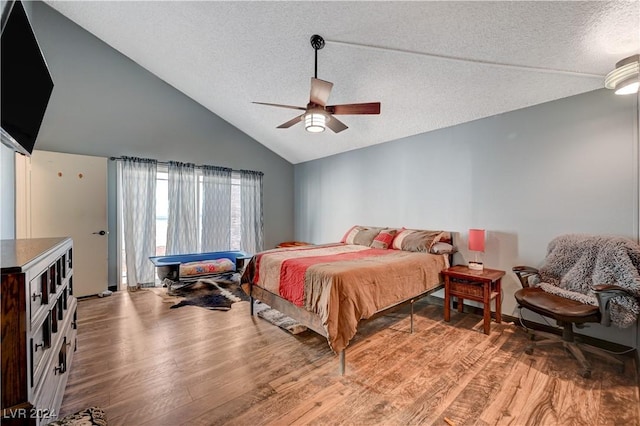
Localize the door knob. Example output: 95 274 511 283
92 230 107 235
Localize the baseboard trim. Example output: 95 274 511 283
508 316 635 354
425 295 639 374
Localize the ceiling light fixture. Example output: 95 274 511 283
305 110 327 133
253 35 380 134
605 54 640 95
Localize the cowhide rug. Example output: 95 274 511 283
148 277 309 334
150 275 248 311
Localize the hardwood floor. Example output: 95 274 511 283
59 289 640 426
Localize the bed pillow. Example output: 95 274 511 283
430 241 456 254
438 231 453 245
340 225 358 243
342 225 385 246
370 228 399 249
392 229 444 252
179 258 235 277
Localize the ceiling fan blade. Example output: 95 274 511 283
310 78 333 106
326 116 348 133
253 101 306 111
277 114 304 129
327 102 381 115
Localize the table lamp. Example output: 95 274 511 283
468 228 485 270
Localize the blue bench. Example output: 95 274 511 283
149 250 250 283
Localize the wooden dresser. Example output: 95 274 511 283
1 238 77 425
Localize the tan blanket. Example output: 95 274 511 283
242 244 448 353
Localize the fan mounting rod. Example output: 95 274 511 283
310 34 325 79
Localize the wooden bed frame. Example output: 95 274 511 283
247 281 445 375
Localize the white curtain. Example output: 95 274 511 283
166 161 198 255
240 170 264 254
119 157 157 290
201 166 232 252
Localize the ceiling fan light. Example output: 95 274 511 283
305 111 326 133
614 78 639 95
605 54 640 95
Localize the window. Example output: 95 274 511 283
117 156 262 289
154 168 242 256
120 168 243 285
230 172 242 250
156 169 168 256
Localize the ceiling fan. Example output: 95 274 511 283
253 34 381 134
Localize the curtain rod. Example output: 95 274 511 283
110 156 198 167
109 156 263 175
110 156 169 166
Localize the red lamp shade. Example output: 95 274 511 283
468 229 485 252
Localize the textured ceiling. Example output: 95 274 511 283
43 1 640 164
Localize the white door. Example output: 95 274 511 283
28 150 108 297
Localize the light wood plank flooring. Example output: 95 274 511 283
59 289 640 425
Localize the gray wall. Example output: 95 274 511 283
295 89 639 347
26 2 295 286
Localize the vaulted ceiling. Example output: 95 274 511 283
44 1 639 164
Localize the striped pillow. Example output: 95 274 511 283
370 229 399 249
341 225 385 246
392 229 444 252
341 225 359 243
179 258 235 277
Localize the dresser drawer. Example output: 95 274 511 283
33 302 77 424
48 262 62 300
52 304 58 335
30 313 52 390
29 270 49 326
55 258 64 291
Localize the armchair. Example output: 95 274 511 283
513 265 631 378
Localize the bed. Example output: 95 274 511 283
241 226 454 374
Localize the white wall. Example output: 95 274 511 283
295 89 639 347
0 144 15 239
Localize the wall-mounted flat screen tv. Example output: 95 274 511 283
1 0 54 156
